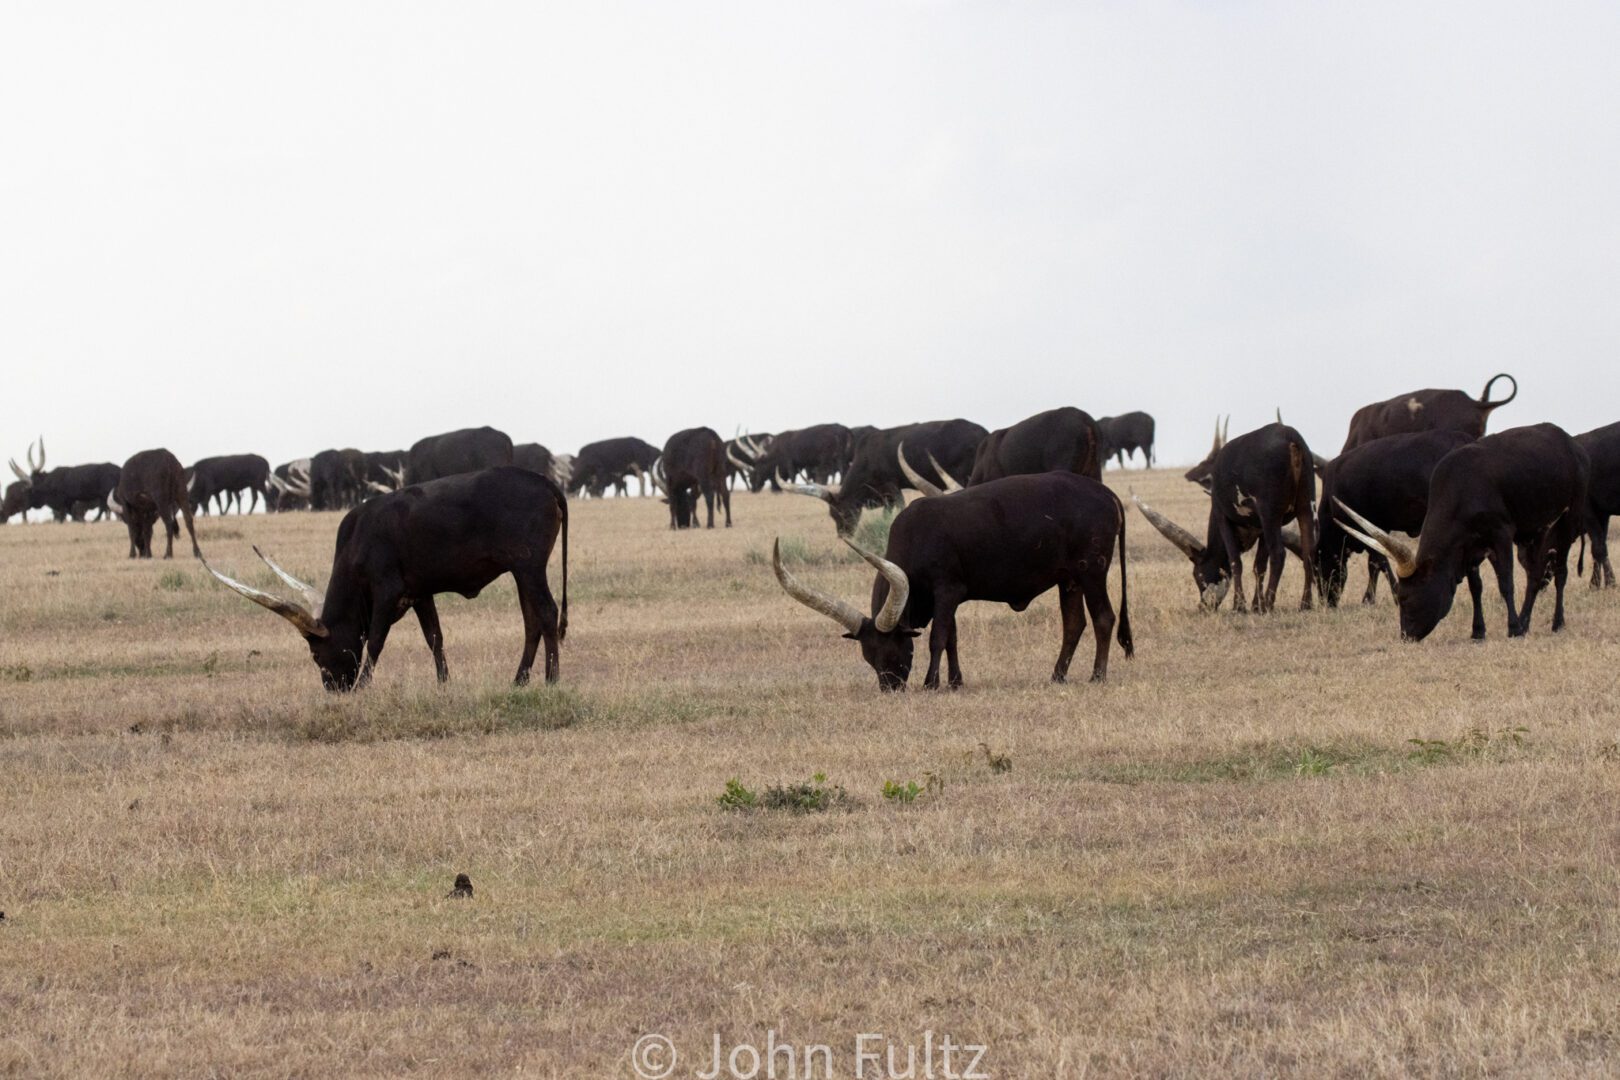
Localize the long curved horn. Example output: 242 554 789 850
896 443 943 497
925 451 963 492
1209 418 1223 455
203 557 328 638
789 481 837 503
1479 372 1518 410
649 457 668 494
1221 416 1230 446
843 537 910 632
726 446 754 473
742 433 765 457
1132 494 1204 558
253 546 326 613
1332 497 1417 578
8 458 28 484
772 538 865 633
1275 407 1283 424
366 480 393 493
31 438 44 473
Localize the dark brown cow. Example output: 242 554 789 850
111 449 200 559
1336 423 1587 640
1573 421 1620 588
655 427 730 529
205 466 567 690
1340 373 1517 452
774 472 1131 690
1138 422 1317 613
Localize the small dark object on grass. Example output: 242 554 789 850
448 874 473 899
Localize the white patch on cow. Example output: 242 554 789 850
1233 485 1256 518
1406 397 1424 416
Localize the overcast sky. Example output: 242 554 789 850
4 1 1618 472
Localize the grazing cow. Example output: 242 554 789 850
571 436 661 498
1575 421 1620 588
966 407 1102 485
205 466 568 690
110 449 200 559
1137 422 1317 612
189 454 271 515
1335 423 1588 640
361 451 409 496
2 480 30 522
1341 373 1517 452
773 472 1131 689
743 426 848 492
1096 412 1157 467
656 427 730 529
1316 430 1477 610
791 419 987 534
724 432 772 491
266 460 312 512
512 442 554 478
8 440 121 522
309 448 367 511
406 426 514 485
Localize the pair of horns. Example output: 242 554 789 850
8 437 44 484
772 536 909 633
786 472 841 501
1333 498 1417 578
895 442 963 497
203 547 330 637
1210 416 1230 454
1133 494 1305 560
726 445 754 473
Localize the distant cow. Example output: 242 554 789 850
571 436 661 498
773 472 1131 689
406 426 514 485
657 427 730 529
745 426 851 492
266 460 312 512
361 451 409 496
1336 423 1587 640
1315 430 1477 610
8 440 121 522
205 466 568 690
189 454 270 515
1 480 30 522
966 407 1102 485
791 419 987 534
1096 412 1156 467
512 443 557 481
1137 422 1317 612
310 448 367 511
110 449 200 560
724 432 772 491
1574 421 1620 589
1341 373 1517 452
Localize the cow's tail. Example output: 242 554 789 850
554 480 569 640
1578 534 1586 577
1113 490 1133 658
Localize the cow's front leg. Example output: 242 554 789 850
414 597 450 682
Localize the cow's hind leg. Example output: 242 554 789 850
1082 572 1116 681
1488 537 1523 636
161 511 178 559
414 597 450 682
514 569 562 684
1465 565 1487 640
1052 584 1087 683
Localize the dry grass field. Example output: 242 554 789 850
2 469 1618 1077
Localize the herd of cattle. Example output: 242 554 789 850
8 376 1618 693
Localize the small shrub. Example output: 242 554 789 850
979 742 1013 774
1 664 31 683
883 779 923 804
1407 725 1530 764
482 686 593 732
746 536 833 567
717 778 758 811
157 570 191 591
1295 748 1333 776
760 772 852 813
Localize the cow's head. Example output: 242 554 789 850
7 438 44 495
1333 499 1445 640
204 547 369 690
772 537 918 690
1182 417 1227 491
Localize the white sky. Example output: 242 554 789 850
4 1 1618 471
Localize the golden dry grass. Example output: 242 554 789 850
1 470 1618 1077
